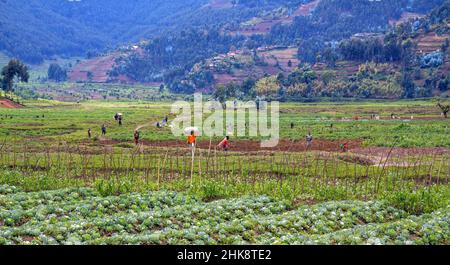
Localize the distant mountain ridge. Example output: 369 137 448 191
1 0 448 100
0 0 308 63
0 0 209 63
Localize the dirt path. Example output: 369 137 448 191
99 139 363 152
351 147 450 157
0 98 23 109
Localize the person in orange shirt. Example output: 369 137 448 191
187 130 196 148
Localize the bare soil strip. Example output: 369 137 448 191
0 98 23 109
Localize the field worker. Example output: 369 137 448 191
101 124 107 136
118 116 123 126
290 122 294 129
340 142 349 152
218 136 230 151
134 130 140 145
114 113 118 121
187 130 196 148
88 128 92 139
306 131 313 150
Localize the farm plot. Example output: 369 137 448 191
0 185 448 245
0 99 448 245
0 141 448 204
230 0 320 36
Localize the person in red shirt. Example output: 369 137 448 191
218 136 230 151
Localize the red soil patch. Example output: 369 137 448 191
0 98 23 109
236 20 280 36
258 47 299 72
212 47 298 86
69 54 117 83
214 73 246 86
289 0 320 20
68 52 135 83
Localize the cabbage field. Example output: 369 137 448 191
0 184 448 245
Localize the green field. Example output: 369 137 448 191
1 99 449 147
0 98 449 245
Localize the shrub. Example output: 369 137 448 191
420 51 444 68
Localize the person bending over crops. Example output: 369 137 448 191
187 131 196 148
134 130 140 145
101 124 107 136
88 128 92 139
340 142 349 152
218 136 230 151
306 132 313 150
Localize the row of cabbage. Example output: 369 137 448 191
0 185 448 245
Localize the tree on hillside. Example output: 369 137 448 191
1 59 29 97
401 73 415 99
213 83 239 103
438 76 448 91
255 76 279 98
241 79 256 96
87 72 94 82
321 70 337 86
47 63 67 82
437 102 449 118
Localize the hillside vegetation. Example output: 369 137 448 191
0 0 305 64
1 0 448 100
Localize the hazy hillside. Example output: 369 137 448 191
0 0 305 63
149 0 448 99
1 0 445 64
110 0 446 90
1 0 448 100
0 0 209 63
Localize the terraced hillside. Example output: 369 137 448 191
229 0 320 36
68 52 136 83
389 12 425 26
416 32 449 54
190 46 299 88
0 185 448 245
